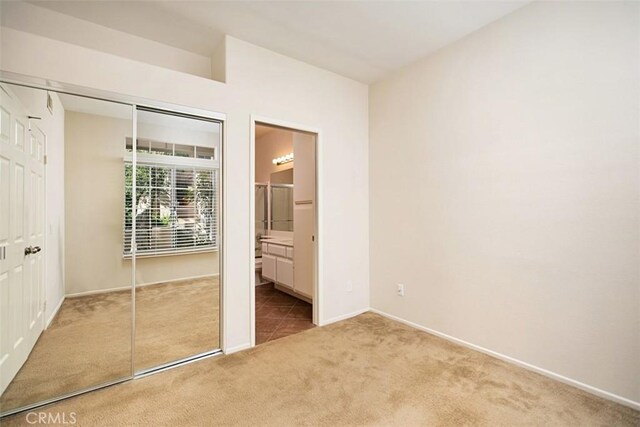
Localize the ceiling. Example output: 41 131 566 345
58 93 220 134
28 1 530 83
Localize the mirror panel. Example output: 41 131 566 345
0 81 223 415
132 108 221 372
0 84 133 412
270 184 293 232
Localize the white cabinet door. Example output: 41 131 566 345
293 133 315 203
293 132 315 301
262 254 276 282
276 258 294 289
293 206 314 299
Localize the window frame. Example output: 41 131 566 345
123 140 220 259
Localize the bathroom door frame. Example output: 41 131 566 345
0 71 227 418
249 115 322 347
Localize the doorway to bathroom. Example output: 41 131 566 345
250 118 319 346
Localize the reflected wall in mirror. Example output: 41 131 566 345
132 108 221 373
270 185 294 232
0 83 133 413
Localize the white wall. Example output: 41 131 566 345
370 1 639 405
255 128 293 183
1 28 370 351
9 86 66 325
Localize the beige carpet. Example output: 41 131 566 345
3 312 638 426
0 277 219 413
134 277 219 371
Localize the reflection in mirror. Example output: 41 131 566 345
271 184 294 232
0 83 133 413
255 184 268 256
132 108 221 372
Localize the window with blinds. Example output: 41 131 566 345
124 163 218 257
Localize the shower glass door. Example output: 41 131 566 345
255 184 267 257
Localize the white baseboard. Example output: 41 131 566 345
370 308 640 411
225 343 251 355
45 296 65 329
66 286 130 298
321 307 370 326
65 273 219 298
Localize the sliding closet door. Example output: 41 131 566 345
132 108 221 373
0 83 134 414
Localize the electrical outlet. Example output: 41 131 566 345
346 280 353 292
397 284 405 297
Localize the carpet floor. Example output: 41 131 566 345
0 277 219 413
3 312 638 426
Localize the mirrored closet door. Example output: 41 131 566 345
0 83 134 413
132 108 221 373
0 82 222 416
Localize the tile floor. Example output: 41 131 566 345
255 283 314 344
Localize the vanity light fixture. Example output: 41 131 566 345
272 152 294 165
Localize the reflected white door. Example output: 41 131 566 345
0 85 46 394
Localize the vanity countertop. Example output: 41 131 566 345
261 237 294 247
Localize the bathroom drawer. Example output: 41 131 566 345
286 247 294 259
269 244 287 257
261 243 269 255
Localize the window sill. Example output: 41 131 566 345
123 247 218 259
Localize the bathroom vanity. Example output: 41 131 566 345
261 237 311 300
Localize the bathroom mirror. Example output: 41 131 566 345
0 83 134 413
270 184 293 232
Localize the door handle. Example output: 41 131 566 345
24 246 42 256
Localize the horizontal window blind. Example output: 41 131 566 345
124 163 218 257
